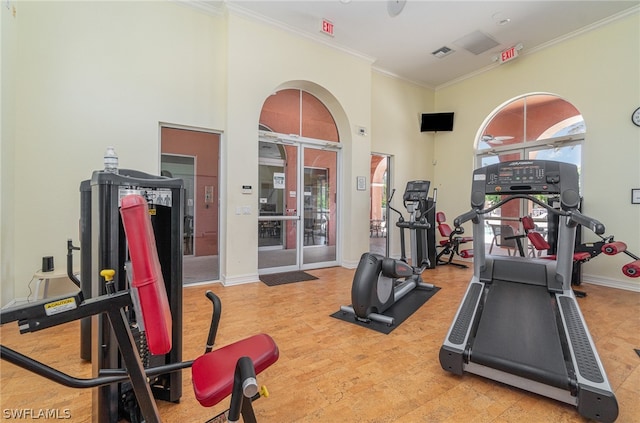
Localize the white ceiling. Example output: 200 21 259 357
216 0 638 88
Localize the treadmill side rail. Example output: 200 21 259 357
556 293 619 422
439 279 484 374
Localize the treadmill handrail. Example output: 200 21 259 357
454 193 605 235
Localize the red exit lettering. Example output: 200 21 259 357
500 46 518 63
321 19 334 36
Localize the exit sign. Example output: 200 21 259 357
321 19 334 37
499 45 519 64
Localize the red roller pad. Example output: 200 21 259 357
460 250 473 259
120 194 172 355
622 260 640 278
192 333 279 407
602 241 627 256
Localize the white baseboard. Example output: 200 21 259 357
183 280 220 288
342 260 359 269
582 274 640 292
1 297 30 310
222 273 260 286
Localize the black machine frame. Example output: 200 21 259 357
81 169 184 421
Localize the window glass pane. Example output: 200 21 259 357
526 95 584 141
259 89 301 135
479 98 524 150
301 92 339 142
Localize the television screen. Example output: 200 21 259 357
421 112 454 132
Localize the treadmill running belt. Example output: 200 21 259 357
471 280 570 389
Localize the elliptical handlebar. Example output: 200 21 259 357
387 188 405 222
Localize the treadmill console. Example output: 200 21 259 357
403 180 430 202
471 160 580 210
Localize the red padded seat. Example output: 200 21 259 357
436 212 472 242
543 252 592 262
192 333 279 407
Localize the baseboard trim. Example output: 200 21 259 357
1 297 30 310
222 273 260 286
342 260 359 269
582 274 640 292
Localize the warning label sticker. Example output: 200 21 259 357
44 297 77 316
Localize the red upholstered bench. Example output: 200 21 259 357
120 194 279 422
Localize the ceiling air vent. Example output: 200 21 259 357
432 46 454 59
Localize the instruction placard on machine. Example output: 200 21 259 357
119 187 173 207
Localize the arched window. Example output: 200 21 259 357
476 93 584 166
475 93 584 256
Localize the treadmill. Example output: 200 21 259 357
439 160 618 422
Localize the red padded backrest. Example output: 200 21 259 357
436 211 452 237
521 216 535 231
120 194 172 355
527 231 550 251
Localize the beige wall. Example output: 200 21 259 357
434 12 640 286
1 2 18 305
1 2 638 304
371 71 435 259
2 1 225 303
222 12 375 279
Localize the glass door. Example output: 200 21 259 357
258 136 340 274
258 141 300 272
302 147 338 267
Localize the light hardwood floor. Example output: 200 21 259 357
1 265 639 422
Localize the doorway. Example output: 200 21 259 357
258 135 339 274
160 126 220 284
370 154 390 256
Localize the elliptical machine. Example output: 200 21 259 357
340 180 436 326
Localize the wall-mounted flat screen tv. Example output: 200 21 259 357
421 112 454 132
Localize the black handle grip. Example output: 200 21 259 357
569 211 605 235
454 210 478 228
204 290 221 353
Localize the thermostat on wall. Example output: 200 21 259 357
242 185 252 194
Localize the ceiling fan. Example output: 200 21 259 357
481 134 514 144
387 0 407 17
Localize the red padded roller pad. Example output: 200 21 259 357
120 194 172 356
192 333 279 407
623 260 640 278
602 241 627 256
